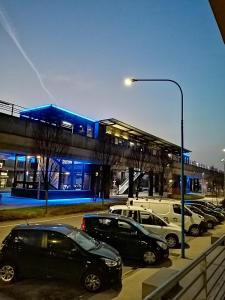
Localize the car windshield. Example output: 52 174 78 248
68 230 98 251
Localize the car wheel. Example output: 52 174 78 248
0 262 16 283
166 234 178 248
207 221 214 229
143 250 157 265
189 225 200 236
82 271 102 292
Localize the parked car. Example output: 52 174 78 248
184 201 225 223
186 204 219 229
185 200 225 216
127 198 207 236
0 224 122 292
81 213 169 265
109 205 182 248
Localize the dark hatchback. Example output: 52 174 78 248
0 224 122 292
81 213 169 265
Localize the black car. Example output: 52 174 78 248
185 201 225 223
0 224 122 292
185 200 225 217
81 213 169 265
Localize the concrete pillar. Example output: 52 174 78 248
128 167 134 198
148 171 154 196
155 173 159 193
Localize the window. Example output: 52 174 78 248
47 232 74 251
87 124 93 138
68 230 96 251
112 209 122 215
16 230 43 248
127 210 138 222
173 204 192 216
95 218 113 231
173 204 181 214
140 212 166 226
116 221 135 233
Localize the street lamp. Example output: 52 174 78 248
221 150 225 200
125 77 185 258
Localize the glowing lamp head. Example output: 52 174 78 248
124 78 133 86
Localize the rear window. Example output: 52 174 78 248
87 217 114 231
110 209 122 215
15 230 44 248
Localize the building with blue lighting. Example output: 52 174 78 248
0 102 223 199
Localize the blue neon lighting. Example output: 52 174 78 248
21 104 96 123
20 104 52 114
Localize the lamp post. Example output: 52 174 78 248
222 148 225 200
125 78 185 258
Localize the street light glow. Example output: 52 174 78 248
124 78 133 86
223 148 225 152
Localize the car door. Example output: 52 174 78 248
140 212 165 236
46 231 84 280
113 219 141 259
172 204 191 229
12 230 47 277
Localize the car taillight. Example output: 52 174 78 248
81 219 86 231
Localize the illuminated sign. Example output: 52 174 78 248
0 162 3 169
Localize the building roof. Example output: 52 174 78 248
209 0 225 44
20 104 96 125
100 118 191 154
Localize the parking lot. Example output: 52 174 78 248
0 211 225 300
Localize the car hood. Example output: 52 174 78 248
146 232 167 243
89 241 120 260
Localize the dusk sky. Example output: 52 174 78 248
0 0 224 170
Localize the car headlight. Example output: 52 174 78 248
101 258 118 267
156 240 168 250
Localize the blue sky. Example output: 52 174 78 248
0 0 225 169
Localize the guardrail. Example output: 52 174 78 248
0 100 25 117
144 234 225 300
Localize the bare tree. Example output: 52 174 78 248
33 122 67 212
157 149 171 197
94 134 123 200
129 144 153 199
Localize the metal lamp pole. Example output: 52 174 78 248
222 158 225 200
126 78 185 258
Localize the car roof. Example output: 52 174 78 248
83 213 134 222
110 205 153 212
133 198 182 205
12 223 76 235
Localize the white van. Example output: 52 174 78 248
109 205 181 248
127 198 206 236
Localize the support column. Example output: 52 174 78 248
58 159 62 190
148 171 154 196
13 154 18 188
159 172 164 196
155 173 159 193
23 156 27 188
128 167 134 198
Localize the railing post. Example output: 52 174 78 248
203 255 208 299
11 104 14 116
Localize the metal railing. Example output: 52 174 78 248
0 100 25 117
144 234 225 300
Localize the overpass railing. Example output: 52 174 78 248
0 100 24 117
144 234 225 300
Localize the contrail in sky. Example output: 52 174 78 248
0 7 55 101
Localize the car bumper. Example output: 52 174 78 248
199 221 208 232
104 264 122 285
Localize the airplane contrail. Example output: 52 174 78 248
0 6 55 101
